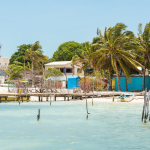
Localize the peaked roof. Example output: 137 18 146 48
45 61 71 66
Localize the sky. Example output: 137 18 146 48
0 0 150 58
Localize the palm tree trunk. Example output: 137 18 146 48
43 65 45 87
142 69 145 91
32 62 34 88
126 77 128 91
103 70 105 80
72 66 74 76
109 67 112 91
142 58 148 91
24 58 25 79
114 60 121 91
84 74 89 119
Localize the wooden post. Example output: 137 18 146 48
39 96 40 102
4 96 7 103
112 90 114 102
64 96 66 101
53 94 56 101
41 96 43 102
19 96 20 105
27 96 29 102
0 97 1 103
142 88 149 123
39 88 42 102
50 94 51 105
50 81 52 105
92 80 94 106
37 109 40 121
141 105 144 122
144 89 147 123
84 76 90 120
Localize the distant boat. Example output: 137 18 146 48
117 94 134 102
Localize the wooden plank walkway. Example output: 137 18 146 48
0 91 144 102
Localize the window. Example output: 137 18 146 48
5 63 7 65
66 68 72 73
60 68 64 73
0 63 1 65
77 68 80 73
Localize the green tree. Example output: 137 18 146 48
45 68 63 78
5 61 24 79
91 23 143 91
51 41 86 61
136 23 150 90
25 41 48 87
9 44 31 65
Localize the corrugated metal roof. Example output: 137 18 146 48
46 76 97 81
46 76 68 81
67 76 80 79
45 61 71 66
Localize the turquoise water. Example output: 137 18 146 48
0 100 150 150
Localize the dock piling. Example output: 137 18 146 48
142 88 149 123
27 96 29 102
53 94 56 101
37 109 40 121
92 80 94 106
19 96 20 105
50 94 51 105
112 90 114 102
5 96 7 103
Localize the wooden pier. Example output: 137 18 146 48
0 91 144 102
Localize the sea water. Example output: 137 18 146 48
0 100 149 150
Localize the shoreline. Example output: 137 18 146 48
0 87 144 103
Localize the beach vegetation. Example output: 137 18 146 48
72 23 145 91
9 44 32 65
51 41 86 61
5 61 24 79
25 41 48 87
91 23 144 91
45 68 63 78
136 23 150 90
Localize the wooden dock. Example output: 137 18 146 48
0 91 144 102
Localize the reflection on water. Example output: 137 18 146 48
0 101 149 150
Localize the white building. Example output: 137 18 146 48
0 58 10 84
44 61 84 76
0 58 10 70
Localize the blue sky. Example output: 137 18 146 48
0 0 150 58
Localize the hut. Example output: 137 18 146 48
68 76 80 89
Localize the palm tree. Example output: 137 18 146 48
91 23 144 91
136 23 150 90
72 46 91 119
25 41 48 87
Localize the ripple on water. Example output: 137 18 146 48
0 101 149 150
